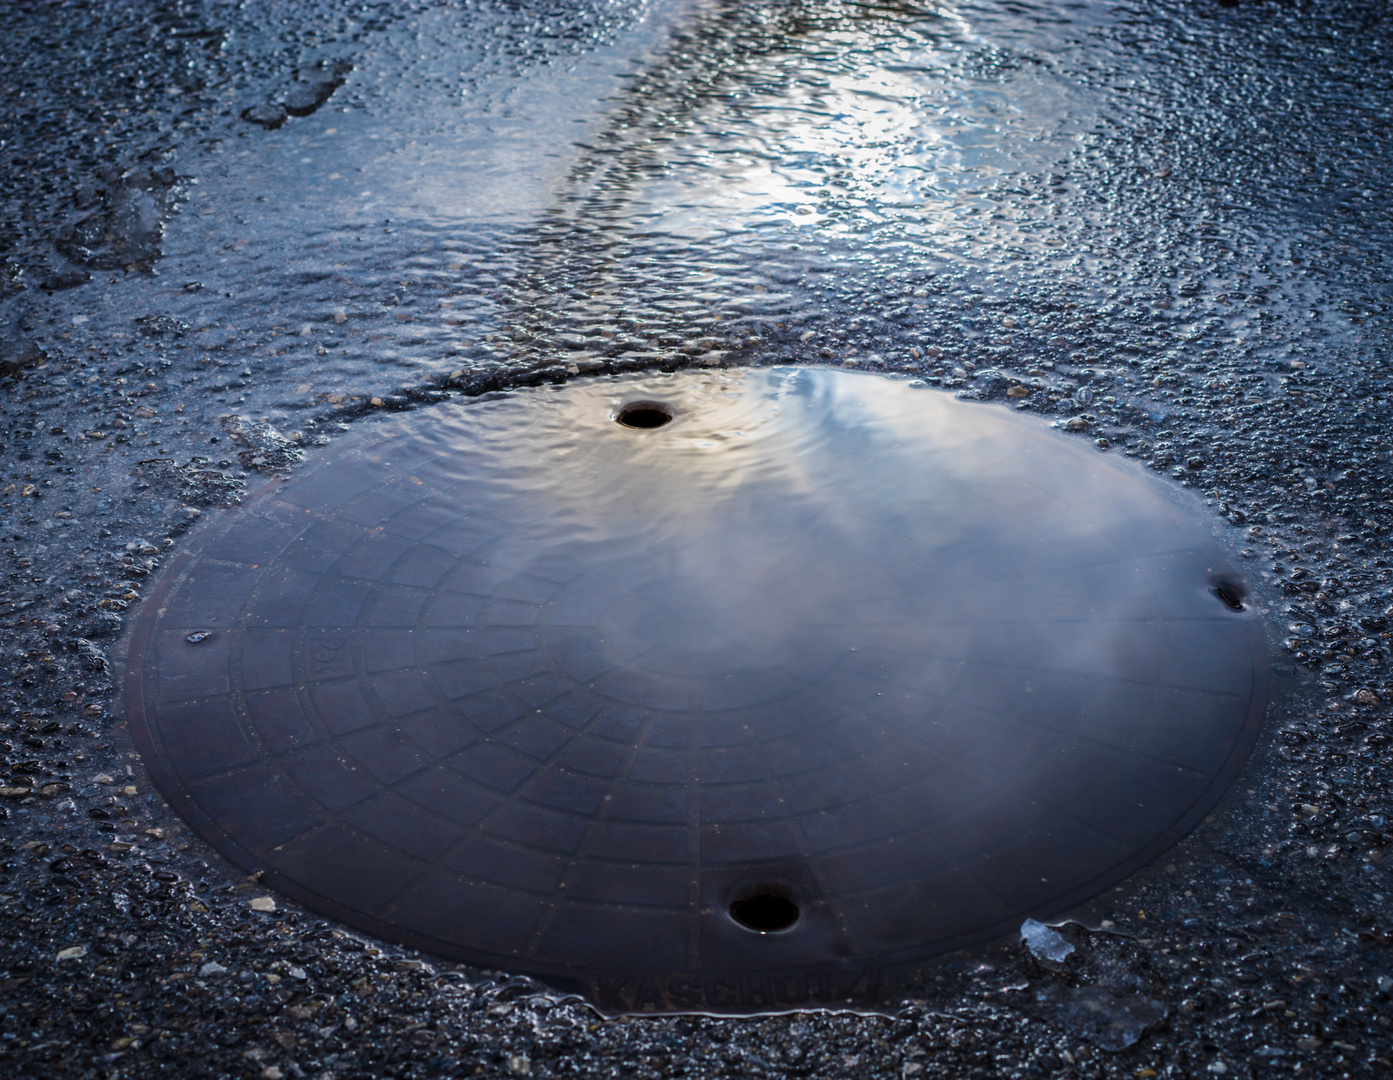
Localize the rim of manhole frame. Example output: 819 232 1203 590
116 368 1275 1013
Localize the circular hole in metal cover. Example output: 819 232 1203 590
123 367 1269 1018
1214 580 1246 610
616 400 673 428
730 890 800 933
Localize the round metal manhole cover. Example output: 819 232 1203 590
123 367 1268 1014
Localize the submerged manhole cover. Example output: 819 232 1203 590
123 367 1268 1014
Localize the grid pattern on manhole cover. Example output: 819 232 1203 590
123 367 1268 1014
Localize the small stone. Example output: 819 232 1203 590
1066 417 1089 432
288 966 308 980
1021 918 1075 963
1356 688 1380 706
56 945 87 961
250 896 277 913
242 102 288 129
41 267 92 291
185 631 213 644
1007 385 1030 399
93 773 115 784
261 1067 284 1080
507 1056 531 1075
1207 1062 1227 1075
199 961 228 976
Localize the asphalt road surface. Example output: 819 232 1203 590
2 1 1392 1077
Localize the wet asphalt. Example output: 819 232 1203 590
2 0 1392 1076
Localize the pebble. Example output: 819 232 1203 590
242 101 288 129
249 896 277 913
1021 918 1075 963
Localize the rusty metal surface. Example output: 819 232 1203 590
122 367 1268 1014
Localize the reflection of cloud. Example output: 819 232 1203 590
617 1 1085 242
439 368 1208 640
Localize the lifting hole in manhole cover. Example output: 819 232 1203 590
616 400 674 429
1213 579 1246 611
729 889 800 934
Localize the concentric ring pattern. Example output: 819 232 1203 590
123 367 1268 1014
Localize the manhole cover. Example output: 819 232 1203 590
123 367 1268 1014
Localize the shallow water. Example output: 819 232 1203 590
2 0 1392 1072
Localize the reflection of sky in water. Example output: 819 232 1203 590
199 1 690 229
439 367 1186 610
625 4 1093 240
59 0 1382 438
100 0 1135 404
